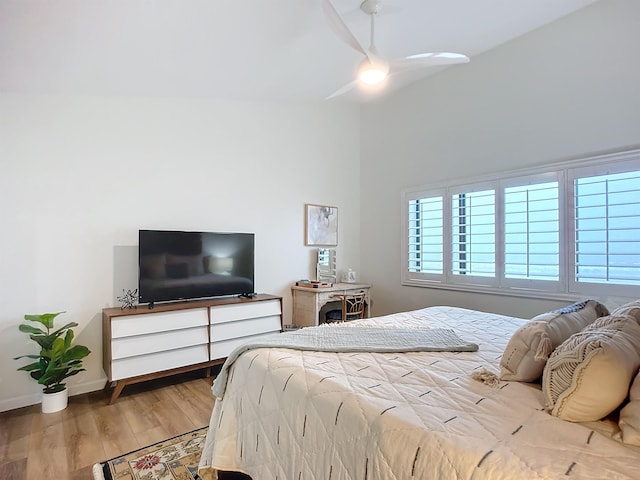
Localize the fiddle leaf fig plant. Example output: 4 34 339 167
14 312 91 394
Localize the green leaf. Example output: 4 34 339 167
63 345 91 361
13 354 41 360
28 334 55 351
63 329 74 350
18 324 46 335
24 312 65 330
50 322 79 339
16 362 41 372
50 337 65 361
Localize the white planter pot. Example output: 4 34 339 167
42 389 68 413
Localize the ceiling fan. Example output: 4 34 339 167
322 0 470 98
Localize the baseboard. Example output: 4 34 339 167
0 376 108 413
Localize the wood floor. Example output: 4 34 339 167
0 372 216 480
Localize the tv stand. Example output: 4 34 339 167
147 302 155 309
102 294 282 404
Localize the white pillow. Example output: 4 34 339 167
619 371 640 446
500 300 609 382
542 315 640 422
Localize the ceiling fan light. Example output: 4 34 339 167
357 60 388 85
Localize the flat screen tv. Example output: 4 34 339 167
138 229 255 304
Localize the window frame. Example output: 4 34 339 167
567 156 640 298
498 171 565 294
401 149 640 301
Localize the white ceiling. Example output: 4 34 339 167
0 0 598 103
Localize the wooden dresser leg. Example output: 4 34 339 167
108 381 126 405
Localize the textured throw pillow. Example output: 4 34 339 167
542 315 640 422
500 300 609 382
610 299 640 325
619 371 640 446
585 312 639 331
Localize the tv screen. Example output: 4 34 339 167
138 229 255 304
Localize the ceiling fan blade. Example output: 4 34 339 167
321 0 369 57
326 80 358 100
391 52 470 70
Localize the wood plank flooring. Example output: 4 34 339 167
0 372 216 480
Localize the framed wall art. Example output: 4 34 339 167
305 204 338 246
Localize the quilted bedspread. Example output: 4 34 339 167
198 306 640 479
212 326 478 399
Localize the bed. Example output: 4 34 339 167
198 305 640 479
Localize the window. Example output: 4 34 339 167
504 181 559 281
402 149 640 299
408 195 443 275
451 189 495 279
568 161 640 295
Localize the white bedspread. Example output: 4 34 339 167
198 306 640 479
212 326 478 398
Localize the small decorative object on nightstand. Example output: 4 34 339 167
344 269 357 283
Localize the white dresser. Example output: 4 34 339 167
103 294 282 403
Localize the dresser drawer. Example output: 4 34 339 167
111 344 209 380
111 308 208 338
210 315 281 342
211 331 281 360
111 326 208 360
210 299 281 325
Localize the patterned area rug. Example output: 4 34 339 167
92 427 207 480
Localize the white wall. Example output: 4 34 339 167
0 94 360 410
360 0 640 318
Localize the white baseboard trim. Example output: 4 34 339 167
0 377 108 413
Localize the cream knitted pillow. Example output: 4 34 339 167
542 315 640 422
500 300 609 382
610 299 640 325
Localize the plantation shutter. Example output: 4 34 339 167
408 196 443 274
451 189 495 278
503 181 560 281
574 170 640 286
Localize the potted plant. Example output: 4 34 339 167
14 311 91 413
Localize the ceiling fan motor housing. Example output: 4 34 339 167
360 0 382 15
